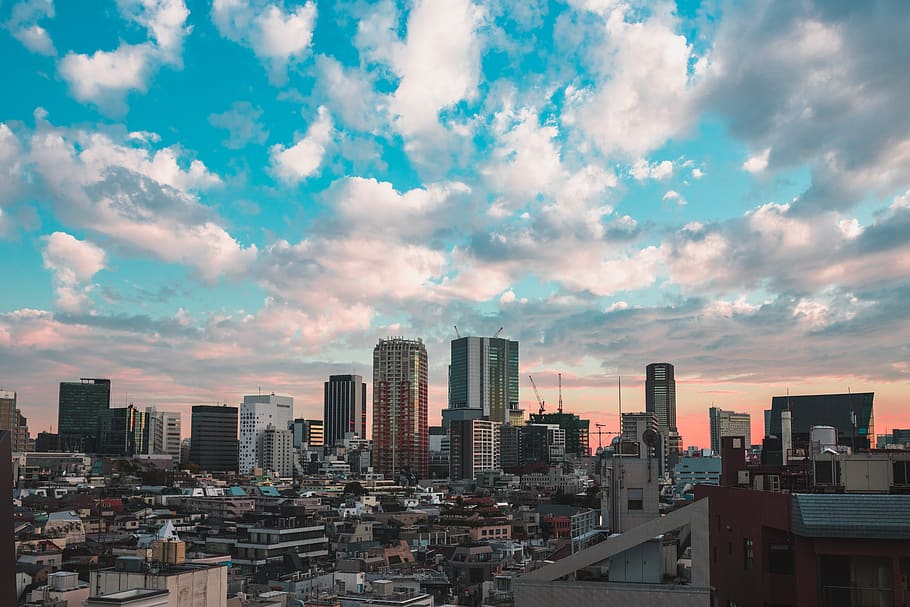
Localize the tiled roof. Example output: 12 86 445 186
791 493 910 539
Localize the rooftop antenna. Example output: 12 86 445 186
558 373 564 414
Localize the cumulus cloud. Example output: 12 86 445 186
662 190 686 205
564 2 703 159
41 232 106 313
211 0 317 84
742 148 770 174
315 55 387 133
6 0 56 55
58 0 190 113
269 105 333 184
630 158 674 181
20 116 254 282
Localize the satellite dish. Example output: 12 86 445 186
642 429 659 448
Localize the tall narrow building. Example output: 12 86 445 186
449 419 500 480
443 335 519 427
0 391 28 453
58 378 111 448
190 405 238 472
239 393 294 475
645 363 677 433
324 374 367 446
373 337 428 480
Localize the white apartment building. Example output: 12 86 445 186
259 424 294 478
239 393 294 475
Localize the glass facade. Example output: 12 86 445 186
58 378 111 440
447 336 519 424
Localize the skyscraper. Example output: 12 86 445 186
443 335 519 426
239 393 294 475
645 363 677 433
708 407 752 453
373 337 428 480
189 405 238 472
324 374 367 446
58 378 111 446
768 392 874 451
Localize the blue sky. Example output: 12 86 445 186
2 0 909 445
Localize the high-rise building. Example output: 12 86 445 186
449 419 500 480
0 390 28 452
500 424 523 471
522 423 566 466
372 337 428 480
645 363 676 432
767 392 874 452
144 408 182 461
443 335 519 427
58 378 111 446
428 426 450 478
239 393 294 475
708 407 751 453
189 405 238 472
290 418 324 449
96 405 146 456
259 424 294 477
324 374 367 446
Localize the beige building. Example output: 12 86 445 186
90 558 227 607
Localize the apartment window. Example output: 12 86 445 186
744 538 754 571
627 488 644 510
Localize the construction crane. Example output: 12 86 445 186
453 325 461 338
529 375 545 415
593 422 620 450
558 373 563 414
494 327 504 338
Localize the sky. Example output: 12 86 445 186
1 0 909 449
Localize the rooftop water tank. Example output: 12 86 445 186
810 425 838 449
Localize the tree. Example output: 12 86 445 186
343 481 366 496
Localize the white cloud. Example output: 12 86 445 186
41 232 106 313
26 118 253 282
386 0 483 139
211 0 317 84
663 189 686 205
837 217 862 240
630 158 674 180
6 0 56 56
269 106 333 184
567 3 701 159
58 0 190 113
0 124 25 207
743 147 770 173
315 55 386 133
691 167 704 179
484 105 563 199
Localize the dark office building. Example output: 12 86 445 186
324 374 367 446
500 424 523 472
96 405 146 456
189 405 238 472
645 363 677 433
527 412 590 457
768 392 874 451
58 378 111 447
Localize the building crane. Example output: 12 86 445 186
593 422 620 450
529 375 545 415
558 372 563 414
453 325 461 339
494 327 504 338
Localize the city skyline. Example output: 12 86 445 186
1 0 910 449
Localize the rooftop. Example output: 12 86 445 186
791 493 910 539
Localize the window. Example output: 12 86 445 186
744 539 754 571
627 488 644 510
894 461 910 485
